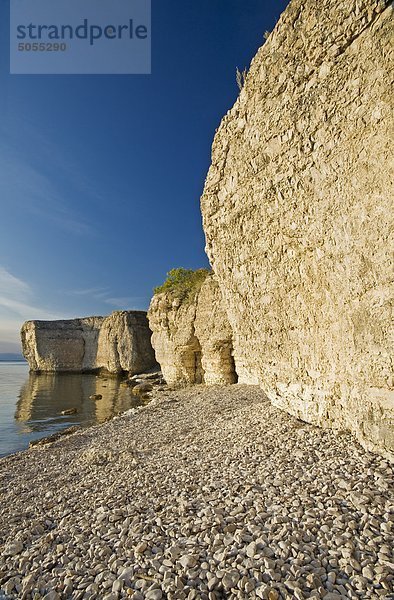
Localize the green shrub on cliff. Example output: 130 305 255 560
154 268 211 301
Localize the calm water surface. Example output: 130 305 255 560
0 362 143 458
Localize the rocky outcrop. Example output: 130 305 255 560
21 311 156 375
96 311 157 375
21 317 103 373
148 274 238 385
201 0 394 457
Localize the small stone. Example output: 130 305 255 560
349 558 361 571
42 593 61 600
145 591 163 600
135 541 148 553
256 587 267 599
264 558 275 570
207 577 219 591
222 570 240 589
166 545 182 560
118 567 134 583
326 571 336 584
112 579 124 593
362 566 374 580
245 580 256 593
246 542 257 558
4 541 23 556
21 574 36 593
3 581 15 595
179 555 197 569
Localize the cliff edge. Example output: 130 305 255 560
201 0 394 457
148 272 238 385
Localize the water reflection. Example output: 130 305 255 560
15 372 142 436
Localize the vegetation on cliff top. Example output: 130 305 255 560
154 268 211 301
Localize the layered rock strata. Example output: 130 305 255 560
21 311 156 375
96 311 157 375
201 0 394 457
148 274 238 385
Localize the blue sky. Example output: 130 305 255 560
0 0 288 352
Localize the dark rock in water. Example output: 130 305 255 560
130 367 162 381
125 379 139 388
129 369 165 389
60 408 78 416
132 383 153 396
130 371 162 382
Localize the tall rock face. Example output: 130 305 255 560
21 311 157 375
96 311 157 374
148 274 238 386
201 0 394 457
21 317 103 373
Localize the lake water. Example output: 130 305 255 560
0 362 144 458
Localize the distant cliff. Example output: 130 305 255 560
148 272 238 386
21 311 157 375
201 0 394 457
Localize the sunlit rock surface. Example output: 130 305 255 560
21 311 156 375
148 274 238 386
201 0 394 458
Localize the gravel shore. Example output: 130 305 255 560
0 385 393 600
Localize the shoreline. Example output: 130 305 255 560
0 368 159 460
0 385 393 600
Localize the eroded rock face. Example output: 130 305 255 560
201 0 394 457
96 311 157 375
21 311 156 375
148 274 238 385
21 317 103 373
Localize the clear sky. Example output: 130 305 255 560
0 0 289 353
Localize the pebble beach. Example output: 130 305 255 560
0 385 393 600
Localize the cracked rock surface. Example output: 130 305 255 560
201 0 394 457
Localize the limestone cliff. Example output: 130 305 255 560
96 311 157 374
201 0 394 457
21 311 156 375
148 274 237 385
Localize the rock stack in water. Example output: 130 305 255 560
21 311 157 375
